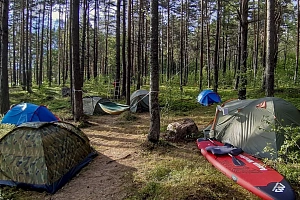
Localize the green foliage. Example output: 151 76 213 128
262 124 300 196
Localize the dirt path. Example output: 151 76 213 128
42 113 151 200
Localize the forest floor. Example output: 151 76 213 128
12 111 269 200
24 112 200 200
47 113 151 200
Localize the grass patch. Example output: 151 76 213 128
119 111 139 121
127 142 259 200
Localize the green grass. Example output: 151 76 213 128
127 142 260 200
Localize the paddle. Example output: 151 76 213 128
207 138 245 166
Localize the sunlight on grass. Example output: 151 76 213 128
0 123 15 138
128 149 259 200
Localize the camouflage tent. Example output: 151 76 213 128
0 121 97 193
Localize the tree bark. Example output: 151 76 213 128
199 0 204 90
38 0 46 88
294 0 300 83
148 0 160 143
213 0 220 92
265 0 275 97
72 0 83 121
126 0 132 105
238 0 248 100
0 0 10 114
115 0 121 99
122 0 127 97
93 0 98 78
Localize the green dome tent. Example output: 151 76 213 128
0 121 97 193
204 97 300 159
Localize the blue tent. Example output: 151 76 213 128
1 103 59 126
197 90 221 106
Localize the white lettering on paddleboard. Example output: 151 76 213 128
238 155 267 171
272 183 285 193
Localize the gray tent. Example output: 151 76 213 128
83 96 105 115
130 90 149 113
205 97 300 159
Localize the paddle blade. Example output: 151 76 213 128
229 154 245 166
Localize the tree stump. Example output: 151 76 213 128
164 118 199 142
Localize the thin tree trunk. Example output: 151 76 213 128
58 4 62 85
126 0 132 105
115 0 121 99
166 0 170 81
254 0 260 80
104 0 110 75
122 0 126 97
81 0 87 86
26 0 31 92
199 0 204 90
294 0 300 83
238 0 248 100
12 16 16 86
48 1 53 87
39 0 46 88
180 0 184 93
86 3 91 80
206 1 211 88
261 4 267 90
93 0 98 78
213 0 220 92
21 1 26 90
234 23 241 90
136 0 143 90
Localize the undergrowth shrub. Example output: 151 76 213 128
263 125 300 187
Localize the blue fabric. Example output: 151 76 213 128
206 145 243 156
1 103 59 126
197 90 221 106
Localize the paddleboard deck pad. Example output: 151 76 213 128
197 138 295 200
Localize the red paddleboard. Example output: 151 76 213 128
197 138 296 200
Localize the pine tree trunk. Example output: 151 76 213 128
238 0 248 100
148 0 160 143
72 0 83 122
213 0 220 92
93 0 98 78
126 0 132 105
0 0 10 114
294 0 300 83
38 0 46 88
115 0 121 99
122 0 127 97
265 0 275 97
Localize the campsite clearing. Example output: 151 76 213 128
8 112 265 200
